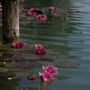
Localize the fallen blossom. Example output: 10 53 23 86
35 44 46 55
28 11 35 16
43 65 58 75
39 72 54 82
37 14 47 21
49 6 57 11
39 65 58 82
29 8 39 12
12 41 26 48
27 75 36 80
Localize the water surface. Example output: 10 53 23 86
0 0 90 90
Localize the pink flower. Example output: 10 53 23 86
39 72 54 82
35 44 44 49
27 75 36 80
0 8 2 13
49 6 57 11
18 9 21 13
37 14 47 21
39 65 58 82
19 42 26 48
36 48 47 55
12 42 19 48
35 44 47 55
43 66 58 75
28 11 35 16
29 8 39 12
12 42 26 48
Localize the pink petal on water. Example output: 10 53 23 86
43 65 58 75
37 14 47 21
49 6 57 11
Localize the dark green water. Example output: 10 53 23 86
0 0 90 90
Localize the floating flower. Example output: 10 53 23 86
36 48 47 55
39 72 54 82
0 8 2 13
27 75 36 80
35 44 44 49
49 6 57 11
29 8 39 12
39 65 58 82
43 66 58 75
37 14 47 21
28 11 35 16
35 44 46 55
12 41 26 48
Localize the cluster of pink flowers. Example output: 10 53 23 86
12 41 26 48
49 6 57 11
28 8 39 16
37 14 47 21
35 44 46 55
39 65 58 82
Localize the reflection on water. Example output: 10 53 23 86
0 0 90 90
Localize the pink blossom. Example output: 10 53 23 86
18 9 21 13
12 41 26 48
27 75 36 80
36 48 47 55
39 65 58 82
35 44 44 49
39 72 54 82
37 14 47 21
29 8 39 12
49 6 57 11
18 42 26 48
43 66 58 75
12 42 19 48
28 11 35 16
35 44 47 55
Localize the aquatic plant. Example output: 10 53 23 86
37 14 47 21
12 41 26 48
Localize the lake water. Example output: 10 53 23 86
0 0 90 90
